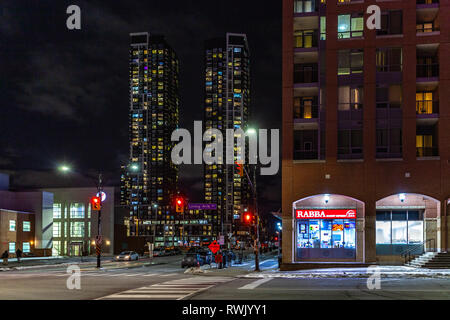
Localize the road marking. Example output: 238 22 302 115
238 278 273 290
97 276 233 300
159 273 178 277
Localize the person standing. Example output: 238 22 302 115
15 248 22 263
1 251 8 266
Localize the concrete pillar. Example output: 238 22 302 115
364 201 376 263
282 215 293 264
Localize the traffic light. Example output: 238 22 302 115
234 161 244 177
90 196 101 211
244 213 254 225
175 197 184 213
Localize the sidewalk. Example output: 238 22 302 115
0 255 164 271
239 266 450 279
195 252 278 277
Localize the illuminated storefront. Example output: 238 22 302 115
295 209 357 260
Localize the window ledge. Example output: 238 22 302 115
376 34 403 39
416 31 440 36
336 159 364 163
376 158 403 162
417 156 440 160
293 160 325 164
338 37 364 41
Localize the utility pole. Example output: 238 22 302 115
242 164 260 272
96 173 103 269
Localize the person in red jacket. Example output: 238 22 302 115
214 252 223 269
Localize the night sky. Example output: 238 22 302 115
0 0 281 215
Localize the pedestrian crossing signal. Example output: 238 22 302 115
90 196 101 211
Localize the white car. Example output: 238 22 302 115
115 251 139 261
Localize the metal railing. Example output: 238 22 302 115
294 150 319 160
416 100 439 114
294 30 319 48
417 0 439 5
417 64 439 78
294 69 318 83
294 104 319 119
402 238 436 264
416 146 439 157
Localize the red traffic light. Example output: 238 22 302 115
90 196 101 211
175 197 184 213
274 237 278 241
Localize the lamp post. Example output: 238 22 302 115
58 165 104 269
244 128 260 272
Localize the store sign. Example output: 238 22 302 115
295 209 357 219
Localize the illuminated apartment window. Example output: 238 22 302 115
294 0 316 13
338 86 363 110
294 30 317 48
320 17 326 40
337 14 363 39
416 92 434 114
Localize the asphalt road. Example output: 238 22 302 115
1 255 450 300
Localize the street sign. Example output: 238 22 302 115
219 236 225 245
187 203 217 210
208 240 220 254
95 235 103 246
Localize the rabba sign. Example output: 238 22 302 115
295 209 357 219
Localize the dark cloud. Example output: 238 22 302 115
0 0 281 213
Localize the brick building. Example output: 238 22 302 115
282 0 450 266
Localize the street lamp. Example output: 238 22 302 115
57 165 105 268
244 127 260 272
58 165 72 173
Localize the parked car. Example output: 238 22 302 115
181 253 204 268
152 247 166 257
168 247 182 255
115 251 139 261
188 247 212 265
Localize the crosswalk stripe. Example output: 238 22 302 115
98 276 234 300
238 278 272 290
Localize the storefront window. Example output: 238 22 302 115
392 221 407 244
376 210 424 255
376 221 391 244
296 213 357 260
408 220 424 244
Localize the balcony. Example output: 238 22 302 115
294 0 319 15
417 0 439 9
417 0 438 4
294 149 319 160
294 30 318 49
294 64 318 88
416 100 439 115
416 23 439 34
294 104 319 119
416 147 438 157
337 0 364 4
417 63 439 78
